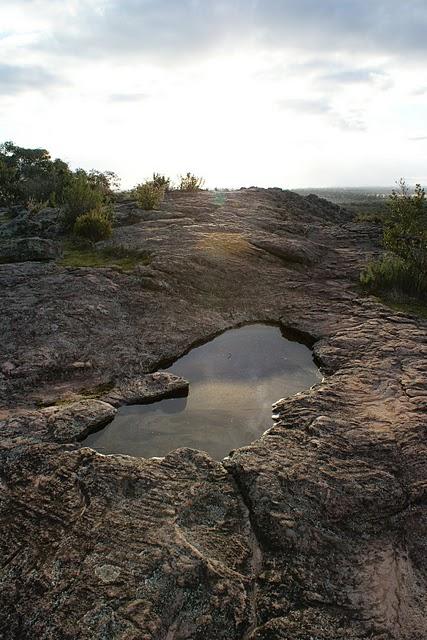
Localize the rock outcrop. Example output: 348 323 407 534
0 188 426 639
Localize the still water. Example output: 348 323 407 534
84 324 321 460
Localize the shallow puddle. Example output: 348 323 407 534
84 324 321 460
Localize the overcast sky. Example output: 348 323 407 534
1 0 426 188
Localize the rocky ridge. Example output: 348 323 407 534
0 188 426 639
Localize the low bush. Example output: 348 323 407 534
360 254 427 300
178 172 204 191
134 181 165 210
73 209 112 242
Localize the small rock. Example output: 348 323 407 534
1 361 15 375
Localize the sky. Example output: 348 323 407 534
1 0 426 189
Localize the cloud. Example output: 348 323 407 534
17 0 427 64
278 98 331 115
332 113 367 132
0 63 61 96
279 97 366 131
409 135 427 141
109 92 148 103
319 68 392 88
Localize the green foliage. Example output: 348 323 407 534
152 173 171 190
134 181 165 210
73 209 112 242
178 172 204 191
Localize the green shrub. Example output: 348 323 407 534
360 254 427 299
152 173 171 190
63 173 104 229
134 181 165 210
73 209 112 242
178 172 204 191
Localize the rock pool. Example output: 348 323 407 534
84 324 321 459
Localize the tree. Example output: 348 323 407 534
0 140 119 209
0 141 73 206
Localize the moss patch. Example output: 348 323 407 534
385 299 427 319
79 381 115 399
60 245 151 271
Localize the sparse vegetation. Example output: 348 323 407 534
178 172 204 191
355 208 388 224
73 209 112 242
134 181 165 210
361 179 427 306
26 197 49 215
152 173 171 190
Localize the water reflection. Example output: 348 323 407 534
84 324 321 460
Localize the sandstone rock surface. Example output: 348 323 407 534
0 188 426 639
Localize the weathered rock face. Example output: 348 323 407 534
0 236 61 263
0 188 426 639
